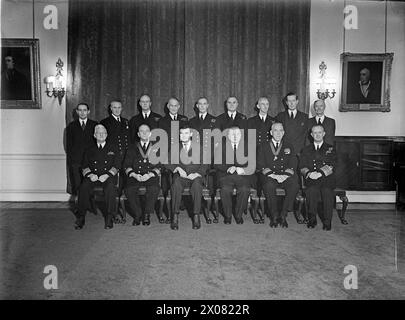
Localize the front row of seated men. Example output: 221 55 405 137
74 121 336 232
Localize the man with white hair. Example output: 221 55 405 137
75 124 120 230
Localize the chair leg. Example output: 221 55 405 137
119 196 126 224
251 197 260 224
158 197 165 223
295 195 305 224
203 198 212 224
338 195 349 225
213 196 219 223
165 193 171 224
258 196 265 223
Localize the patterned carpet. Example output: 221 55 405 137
0 206 404 299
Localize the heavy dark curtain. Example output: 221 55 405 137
67 0 310 122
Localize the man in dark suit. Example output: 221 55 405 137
275 92 309 157
100 100 130 165
165 124 209 230
248 97 276 199
214 96 248 131
257 122 299 228
66 103 98 195
124 124 161 226
158 97 188 196
299 125 337 231
214 126 254 224
347 68 381 104
76 124 120 230
307 99 336 146
128 94 162 144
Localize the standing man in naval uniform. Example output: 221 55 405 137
257 122 299 228
214 96 248 131
124 124 161 226
300 125 337 231
75 124 120 230
248 96 275 202
129 94 162 144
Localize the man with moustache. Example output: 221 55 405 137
129 94 162 144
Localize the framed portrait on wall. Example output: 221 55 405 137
340 52 393 112
1 38 41 109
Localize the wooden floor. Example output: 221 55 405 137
1 202 404 299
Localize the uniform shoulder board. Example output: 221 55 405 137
284 148 291 154
211 118 216 123
241 115 246 119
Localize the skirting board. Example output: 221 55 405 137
0 190 396 203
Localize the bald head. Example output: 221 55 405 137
313 99 326 116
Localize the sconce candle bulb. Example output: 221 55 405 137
45 58 65 105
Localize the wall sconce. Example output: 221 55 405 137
315 61 336 100
45 58 65 105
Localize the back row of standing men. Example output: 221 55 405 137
66 93 337 230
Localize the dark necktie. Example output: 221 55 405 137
275 142 279 149
290 112 294 119
316 144 320 151
142 143 147 153
200 115 204 121
144 113 148 120
174 115 177 121
318 118 321 125
98 144 103 150
262 117 265 123
116 117 120 123
81 121 86 131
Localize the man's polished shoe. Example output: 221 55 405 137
224 218 231 225
235 217 244 225
307 220 317 229
323 223 332 231
142 214 151 226
278 217 288 228
104 215 114 229
192 214 201 229
158 215 165 224
74 216 85 230
132 218 141 226
269 219 278 228
171 213 179 230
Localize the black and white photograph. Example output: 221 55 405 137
0 0 404 307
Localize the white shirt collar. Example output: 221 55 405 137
98 141 106 148
142 110 151 118
79 118 87 125
271 138 280 147
316 115 325 123
141 140 150 147
228 111 236 118
112 114 120 122
259 113 267 121
314 141 323 149
182 141 191 150
199 112 207 120
170 113 177 120
289 109 297 117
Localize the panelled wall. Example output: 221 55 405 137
1 0 405 201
